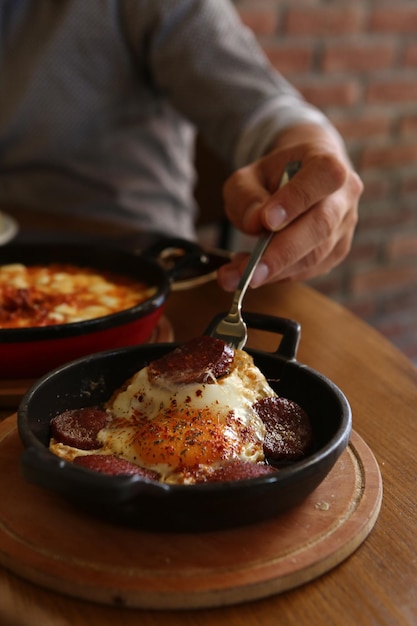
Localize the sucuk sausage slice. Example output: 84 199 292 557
50 408 108 450
200 459 276 482
73 454 160 479
253 396 313 463
147 335 234 385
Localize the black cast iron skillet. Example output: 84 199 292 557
17 312 352 532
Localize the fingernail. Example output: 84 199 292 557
250 262 269 287
265 205 287 231
218 266 241 292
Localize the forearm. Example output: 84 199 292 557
270 122 350 164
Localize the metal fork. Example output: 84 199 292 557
209 161 300 349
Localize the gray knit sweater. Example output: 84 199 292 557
0 0 330 238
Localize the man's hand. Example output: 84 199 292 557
217 123 363 291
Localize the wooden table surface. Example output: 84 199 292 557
0 223 416 625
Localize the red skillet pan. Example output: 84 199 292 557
0 237 215 379
17 313 352 532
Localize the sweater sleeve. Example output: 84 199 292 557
122 0 336 169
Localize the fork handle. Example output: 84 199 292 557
230 160 301 315
229 232 273 316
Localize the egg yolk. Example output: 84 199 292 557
100 404 261 474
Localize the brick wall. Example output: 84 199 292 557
235 0 417 358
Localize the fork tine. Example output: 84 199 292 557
209 313 247 349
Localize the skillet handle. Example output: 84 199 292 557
20 446 167 503
141 237 210 281
20 446 119 496
205 312 301 360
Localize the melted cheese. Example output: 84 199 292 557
0 263 156 328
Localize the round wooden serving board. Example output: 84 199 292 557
0 416 382 610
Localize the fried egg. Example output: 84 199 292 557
95 350 276 484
